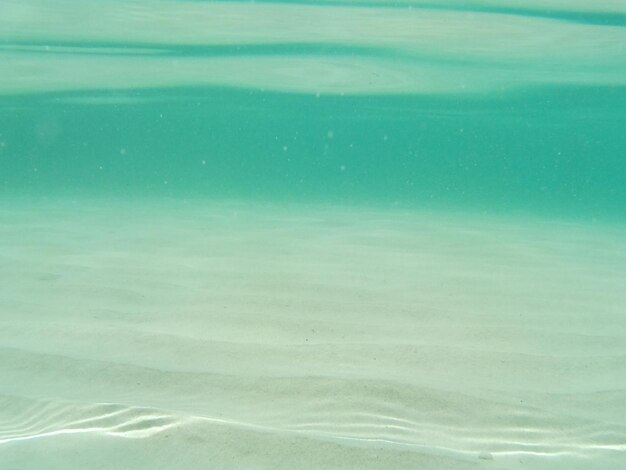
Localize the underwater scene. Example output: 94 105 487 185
1 0 625 468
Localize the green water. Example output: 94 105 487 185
3 86 626 220
1 0 625 221
2 1 626 469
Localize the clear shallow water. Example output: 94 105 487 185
3 86 626 219
1 1 626 469
1 0 626 219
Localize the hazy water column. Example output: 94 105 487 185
1 2 626 470
0 0 624 219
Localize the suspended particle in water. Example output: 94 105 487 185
327 130 334 139
120 148 127 155
340 165 346 171
201 160 206 165
283 145 288 152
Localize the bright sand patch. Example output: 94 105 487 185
0 198 625 468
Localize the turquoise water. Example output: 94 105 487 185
1 0 625 220
1 1 626 469
3 86 626 219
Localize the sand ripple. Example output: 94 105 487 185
1 199 625 468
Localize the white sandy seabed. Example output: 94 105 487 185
0 197 624 469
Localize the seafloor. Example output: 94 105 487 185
1 197 624 469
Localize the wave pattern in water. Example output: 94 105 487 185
2 391 625 462
1 0 626 95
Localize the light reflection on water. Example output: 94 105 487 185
1 0 626 95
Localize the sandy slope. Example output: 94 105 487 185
0 198 625 469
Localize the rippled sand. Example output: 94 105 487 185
1 198 625 469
